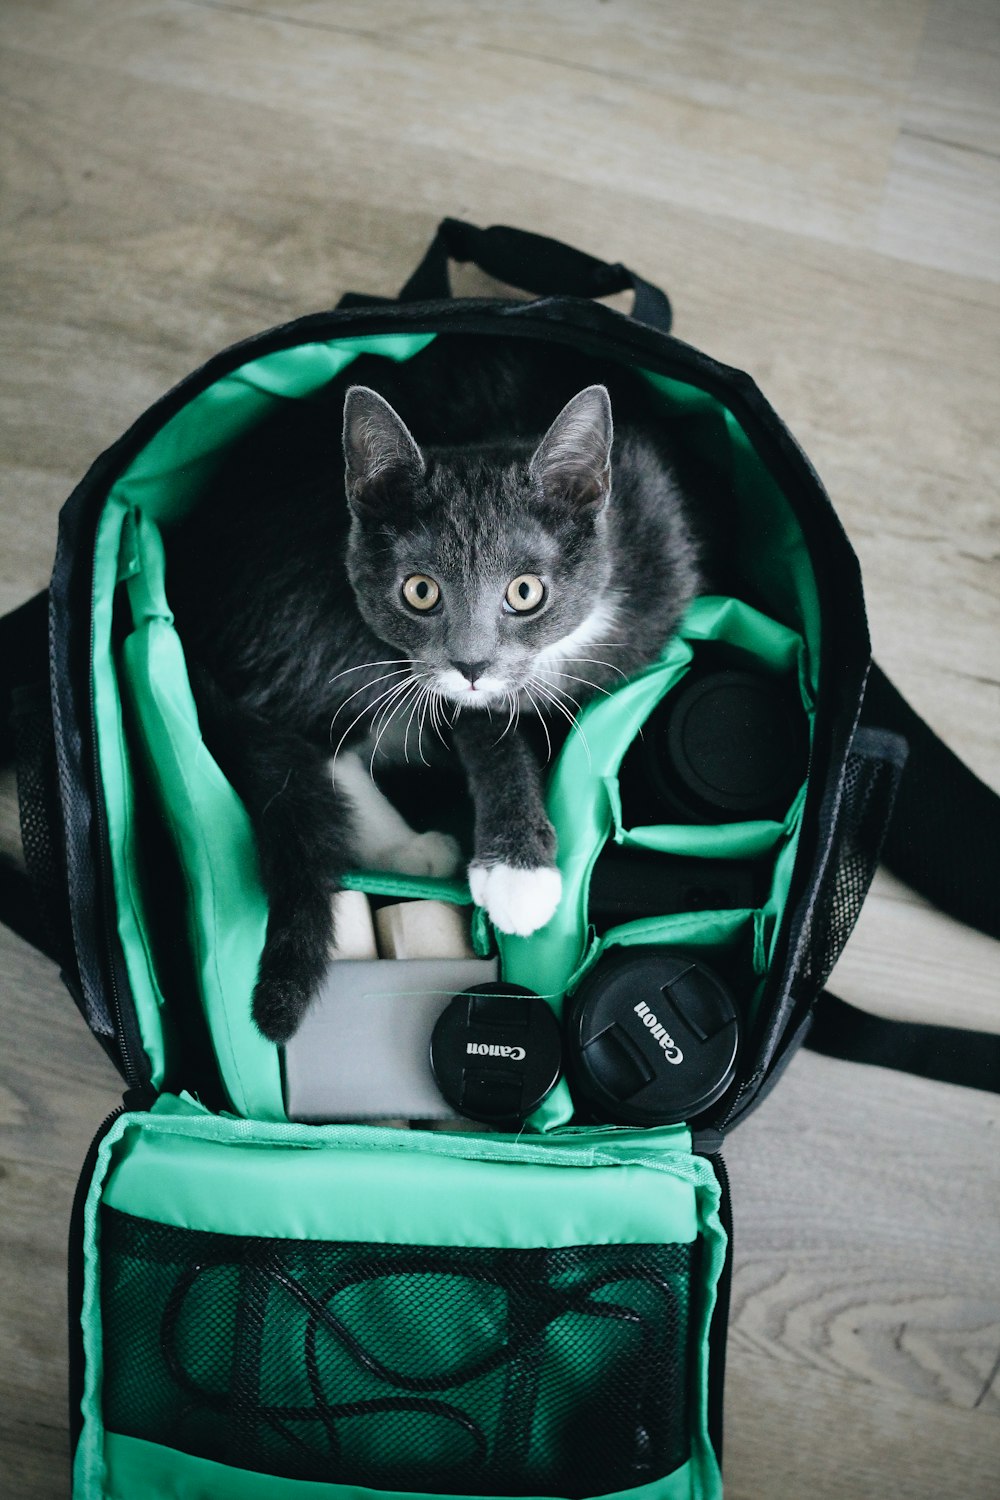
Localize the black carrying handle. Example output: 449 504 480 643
397 217 673 332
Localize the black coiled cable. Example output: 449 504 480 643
158 1243 681 1485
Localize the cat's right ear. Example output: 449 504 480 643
343 386 425 521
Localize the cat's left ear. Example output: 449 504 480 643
530 385 613 515
343 386 426 521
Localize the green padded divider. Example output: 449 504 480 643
567 909 768 1000
613 817 786 859
341 870 472 903
102 1098 701 1246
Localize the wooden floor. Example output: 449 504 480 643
1 2 998 1496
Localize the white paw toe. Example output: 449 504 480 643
469 862 562 936
467 862 490 907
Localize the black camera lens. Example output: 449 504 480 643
568 949 739 1126
430 983 563 1125
588 848 769 927
622 664 808 826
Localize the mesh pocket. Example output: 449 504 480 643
11 680 73 967
100 1206 698 1495
793 726 906 996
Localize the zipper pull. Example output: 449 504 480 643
122 1083 158 1112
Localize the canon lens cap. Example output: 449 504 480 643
569 949 739 1126
645 667 808 823
430 983 563 1125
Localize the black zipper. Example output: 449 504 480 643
695 1145 733 1471
66 1098 145 1459
87 573 148 1092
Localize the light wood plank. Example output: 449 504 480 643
2 0 931 249
877 0 1000 278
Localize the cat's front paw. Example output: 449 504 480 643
468 862 562 936
392 829 463 879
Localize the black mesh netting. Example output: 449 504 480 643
793 734 905 997
100 1207 697 1494
11 682 73 967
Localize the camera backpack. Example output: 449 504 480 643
1 219 997 1500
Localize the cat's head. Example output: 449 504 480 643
342 383 617 709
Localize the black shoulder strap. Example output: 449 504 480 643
805 661 1000 1092
862 662 999 941
807 990 999 1093
0 589 49 762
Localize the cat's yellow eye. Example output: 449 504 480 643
402 574 441 611
505 574 545 613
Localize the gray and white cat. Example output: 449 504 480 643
167 336 702 1041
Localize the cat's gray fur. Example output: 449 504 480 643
167 336 702 1041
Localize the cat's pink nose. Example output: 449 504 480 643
450 659 489 686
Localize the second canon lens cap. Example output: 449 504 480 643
568 948 739 1126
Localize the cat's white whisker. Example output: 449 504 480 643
521 683 553 763
558 655 631 680
543 668 615 699
429 690 450 751
529 676 593 770
493 689 519 746
370 676 423 778
326 658 411 687
538 676 584 715
416 683 434 765
429 691 444 746
402 675 433 766
370 672 417 740
369 675 417 748
328 667 412 741
330 676 419 783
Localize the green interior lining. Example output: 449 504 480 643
92 331 819 1123
119 510 278 1117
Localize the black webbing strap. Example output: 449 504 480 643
396 217 674 332
802 661 999 1093
863 662 1000 941
0 851 62 962
807 990 1000 1094
0 590 49 762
